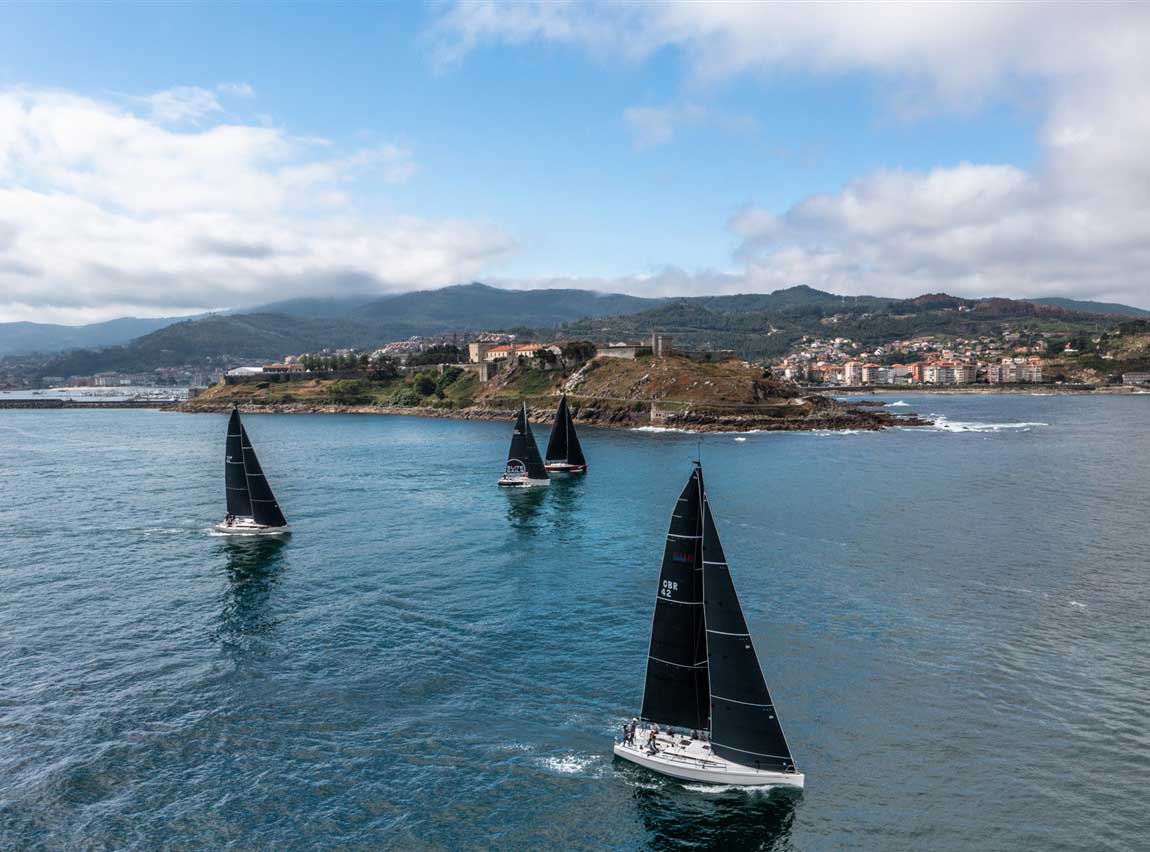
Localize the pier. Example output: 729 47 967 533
0 398 175 409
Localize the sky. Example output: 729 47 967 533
0 1 1148 323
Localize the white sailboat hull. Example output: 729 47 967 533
214 518 291 535
497 476 550 488
613 735 804 789
544 462 586 473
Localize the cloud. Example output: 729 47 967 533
143 85 223 124
0 87 512 323
622 102 757 149
434 1 1150 307
217 82 255 98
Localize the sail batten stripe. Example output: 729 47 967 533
667 534 702 540
648 655 708 669
706 629 750 637
708 742 793 761
656 597 702 606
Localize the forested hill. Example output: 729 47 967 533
13 284 666 375
556 291 1119 360
3 282 1140 377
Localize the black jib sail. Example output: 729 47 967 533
545 394 586 468
640 466 709 731
225 408 253 518
238 420 288 527
505 403 549 481
702 487 796 773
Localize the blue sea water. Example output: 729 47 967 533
2 395 1148 850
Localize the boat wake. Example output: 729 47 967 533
888 400 910 407
537 753 603 776
928 415 1048 433
680 783 786 794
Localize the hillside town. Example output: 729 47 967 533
11 321 1150 394
775 332 1052 386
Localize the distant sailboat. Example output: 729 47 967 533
544 394 587 473
614 463 803 788
215 408 290 534
498 403 550 488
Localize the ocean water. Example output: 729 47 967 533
1 395 1148 850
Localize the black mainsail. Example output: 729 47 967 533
505 403 549 481
640 466 709 730
544 395 587 468
239 422 288 527
225 408 253 518
701 487 796 773
224 408 287 528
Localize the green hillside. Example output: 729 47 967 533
1024 297 1150 318
558 292 1116 359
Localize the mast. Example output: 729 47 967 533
239 422 288 527
701 482 796 773
506 403 548 480
225 408 253 518
639 465 709 730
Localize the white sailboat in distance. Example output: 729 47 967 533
614 462 803 788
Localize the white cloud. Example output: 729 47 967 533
217 82 256 98
142 86 223 124
434 1 1150 307
622 102 757 149
0 87 512 322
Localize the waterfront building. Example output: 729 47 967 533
1123 372 1150 386
843 361 863 385
987 359 1044 384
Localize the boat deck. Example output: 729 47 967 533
614 726 804 788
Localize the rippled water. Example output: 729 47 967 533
2 395 1148 850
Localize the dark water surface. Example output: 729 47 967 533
2 395 1148 850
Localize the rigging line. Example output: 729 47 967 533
711 694 773 708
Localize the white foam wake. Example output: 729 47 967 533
929 415 1048 433
538 753 600 775
630 426 697 434
680 783 783 794
888 400 909 407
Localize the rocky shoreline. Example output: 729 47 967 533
177 398 930 432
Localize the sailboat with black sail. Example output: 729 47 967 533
614 463 803 787
544 394 587 473
215 408 290 535
498 402 550 488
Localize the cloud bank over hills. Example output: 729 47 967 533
0 86 513 323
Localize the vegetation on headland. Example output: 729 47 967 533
181 353 926 432
1040 320 1150 384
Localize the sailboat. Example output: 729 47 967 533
614 463 803 788
498 402 550 488
215 408 290 534
544 394 587 473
